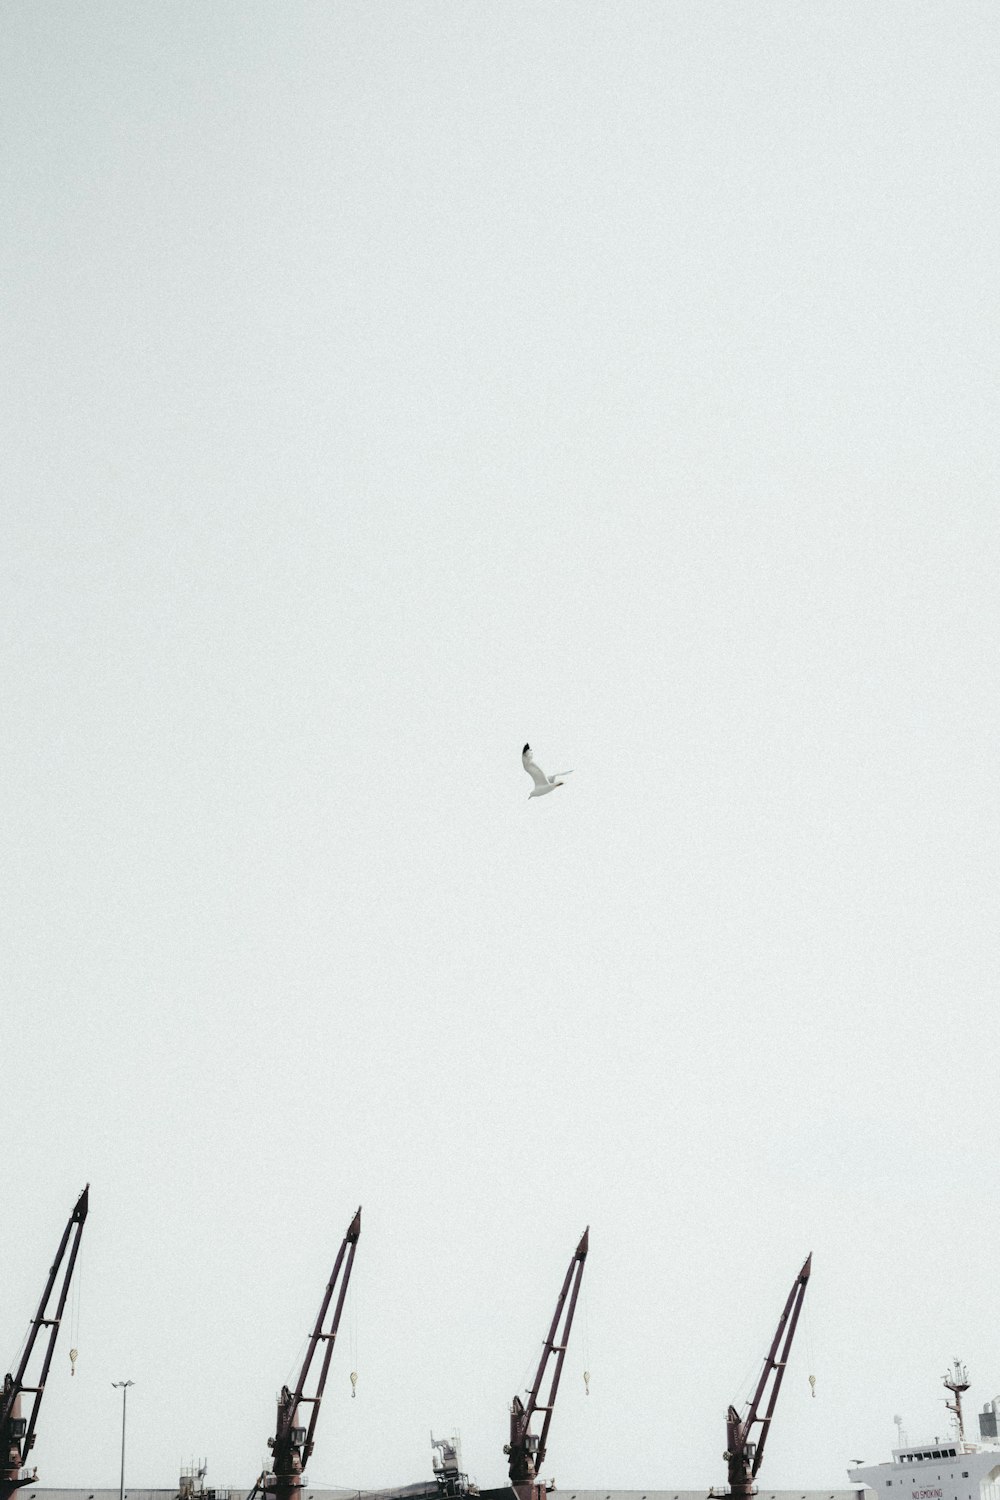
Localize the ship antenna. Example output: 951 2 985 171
943 1360 970 1445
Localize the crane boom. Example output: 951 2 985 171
1 1186 89 1500
506 1227 589 1490
723 1253 811 1500
262 1207 361 1500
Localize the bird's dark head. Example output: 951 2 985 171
522 743 530 755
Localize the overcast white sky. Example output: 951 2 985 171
2 2 998 1494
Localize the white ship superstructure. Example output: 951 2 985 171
849 1437 1000 1500
849 1366 1000 1500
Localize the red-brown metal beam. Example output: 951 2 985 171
723 1253 811 1500
1 1186 89 1500
507 1228 589 1489
264 1207 361 1500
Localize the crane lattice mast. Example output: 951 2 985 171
1 1186 89 1500
253 1207 361 1500
506 1228 589 1493
722 1253 812 1500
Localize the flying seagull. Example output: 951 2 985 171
522 743 573 799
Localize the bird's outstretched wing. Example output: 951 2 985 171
522 743 550 788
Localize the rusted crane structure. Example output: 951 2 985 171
250 1207 361 1500
720 1253 812 1500
505 1227 589 1496
1 1186 89 1500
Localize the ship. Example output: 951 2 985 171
849 1364 1000 1500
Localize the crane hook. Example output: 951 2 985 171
69 1348 78 1377
808 1374 816 1398
583 1370 590 1396
350 1370 358 1399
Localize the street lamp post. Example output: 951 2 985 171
111 1382 134 1500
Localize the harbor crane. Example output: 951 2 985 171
719 1253 811 1500
249 1207 361 1500
505 1227 589 1494
1 1186 89 1500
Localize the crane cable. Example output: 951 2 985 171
804 1293 817 1398
582 1276 591 1398
69 1235 83 1377
349 1275 359 1397
285 1335 309 1391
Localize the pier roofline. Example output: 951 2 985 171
17 1489 864 1500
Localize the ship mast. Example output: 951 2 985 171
943 1361 970 1446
